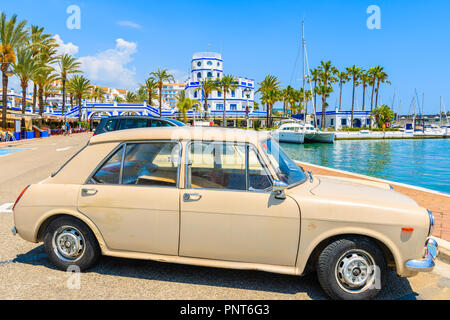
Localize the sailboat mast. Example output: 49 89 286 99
302 20 306 122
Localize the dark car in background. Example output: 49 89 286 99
93 116 186 135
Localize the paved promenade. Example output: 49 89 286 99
299 162 450 242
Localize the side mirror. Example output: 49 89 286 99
272 180 288 199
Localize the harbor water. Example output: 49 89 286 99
281 138 450 194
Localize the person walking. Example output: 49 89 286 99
67 122 71 136
62 122 67 136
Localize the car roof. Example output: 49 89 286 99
100 116 170 120
89 127 271 145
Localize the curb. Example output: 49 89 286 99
432 236 450 265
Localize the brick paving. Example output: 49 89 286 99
300 163 450 242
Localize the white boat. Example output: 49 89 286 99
301 122 335 143
272 123 305 143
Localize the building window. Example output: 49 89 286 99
231 90 235 98
197 61 201 67
197 72 202 79
207 61 212 66
330 119 334 126
216 104 224 110
207 72 212 78
366 119 371 125
217 62 220 67
194 91 198 98
230 104 237 111
341 118 347 126
217 91 222 97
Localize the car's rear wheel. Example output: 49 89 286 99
44 216 100 271
317 236 387 300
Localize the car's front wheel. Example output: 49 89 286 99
317 236 387 300
44 216 100 271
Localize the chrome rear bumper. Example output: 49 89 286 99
405 238 439 272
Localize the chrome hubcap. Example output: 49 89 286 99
335 250 376 294
52 226 85 262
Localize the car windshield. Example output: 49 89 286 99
260 138 307 186
165 119 186 126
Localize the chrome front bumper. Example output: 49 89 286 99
405 238 439 272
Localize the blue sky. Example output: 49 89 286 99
2 0 450 114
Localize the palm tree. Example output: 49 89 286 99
337 71 349 110
12 48 41 113
318 61 337 120
195 78 218 120
215 74 238 125
67 75 91 121
176 91 194 123
141 77 158 107
58 54 81 116
90 87 106 103
360 71 371 111
28 25 55 114
257 75 280 128
315 84 333 129
368 66 383 111
125 91 137 103
282 86 295 117
33 66 57 119
310 68 321 113
374 71 390 109
0 13 28 128
149 68 174 116
346 65 362 127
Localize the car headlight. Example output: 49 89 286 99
427 209 435 236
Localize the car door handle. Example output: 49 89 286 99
82 188 98 196
183 193 202 202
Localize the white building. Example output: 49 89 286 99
315 108 372 129
184 52 254 114
161 83 184 108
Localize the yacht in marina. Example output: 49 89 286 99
273 121 335 144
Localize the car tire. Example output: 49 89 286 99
44 216 101 271
317 236 387 300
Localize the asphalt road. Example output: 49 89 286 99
0 133 449 300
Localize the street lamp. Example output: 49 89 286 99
243 88 251 129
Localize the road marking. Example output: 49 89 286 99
56 146 73 152
0 203 13 213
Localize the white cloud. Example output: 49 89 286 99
167 69 189 83
117 21 142 29
53 34 79 56
78 38 138 89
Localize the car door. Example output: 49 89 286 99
179 141 300 266
77 141 181 255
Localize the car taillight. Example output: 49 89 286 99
13 185 30 211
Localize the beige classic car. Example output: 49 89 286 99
12 127 438 300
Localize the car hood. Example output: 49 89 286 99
309 176 418 208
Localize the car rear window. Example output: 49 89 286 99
119 118 148 130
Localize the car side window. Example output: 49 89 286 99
248 147 272 191
149 119 172 127
91 146 124 184
187 142 247 190
121 142 180 187
119 118 148 130
104 119 118 132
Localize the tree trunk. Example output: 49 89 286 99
1 66 8 129
322 95 326 129
158 86 162 117
351 80 356 128
339 81 343 111
370 76 376 111
38 86 44 127
222 93 227 127
375 79 380 108
204 96 209 121
78 95 82 121
33 83 37 113
62 78 66 116
21 84 27 114
362 84 366 111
